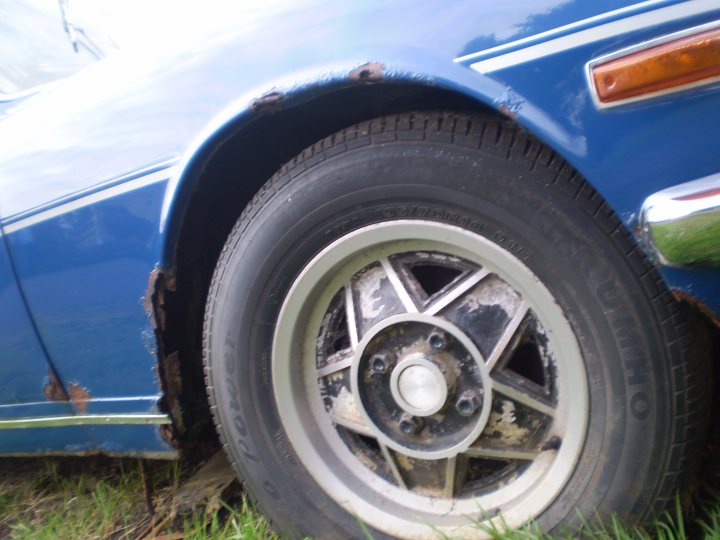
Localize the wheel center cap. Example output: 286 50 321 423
391 354 448 416
351 313 493 459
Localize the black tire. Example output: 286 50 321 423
204 112 709 538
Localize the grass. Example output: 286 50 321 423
179 499 278 540
0 455 719 539
468 501 697 540
0 457 276 539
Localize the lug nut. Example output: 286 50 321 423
455 389 481 416
398 413 422 435
369 354 388 374
428 331 447 350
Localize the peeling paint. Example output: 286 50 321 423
43 369 69 402
499 104 518 121
412 251 463 264
67 382 91 414
460 275 520 313
349 62 385 83
485 404 532 447
144 268 161 322
43 370 92 416
494 88 524 120
394 452 415 472
499 400 516 424
356 265 388 319
144 268 176 332
249 90 285 114
332 386 365 426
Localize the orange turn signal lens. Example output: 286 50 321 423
592 26 720 104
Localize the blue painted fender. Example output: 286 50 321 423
0 0 718 456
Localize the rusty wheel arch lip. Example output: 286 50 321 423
672 288 720 328
144 268 185 440
154 53 522 271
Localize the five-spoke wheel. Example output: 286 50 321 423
273 222 587 534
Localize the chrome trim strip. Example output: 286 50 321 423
640 172 720 267
0 413 171 429
465 0 720 74
0 395 164 409
75 395 164 403
586 20 720 110
2 163 179 234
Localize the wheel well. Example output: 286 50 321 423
159 83 497 444
157 85 720 455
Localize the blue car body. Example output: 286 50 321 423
0 0 718 456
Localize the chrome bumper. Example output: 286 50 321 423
640 173 720 267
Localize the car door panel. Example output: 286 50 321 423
0 231 74 415
1 172 171 414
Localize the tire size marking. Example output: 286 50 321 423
371 205 487 235
597 279 651 421
534 210 651 421
323 205 533 263
491 231 533 262
224 337 237 375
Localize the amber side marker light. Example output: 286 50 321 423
592 26 720 104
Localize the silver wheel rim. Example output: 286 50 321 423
273 220 588 538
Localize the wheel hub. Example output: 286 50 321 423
391 354 447 416
351 314 493 460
